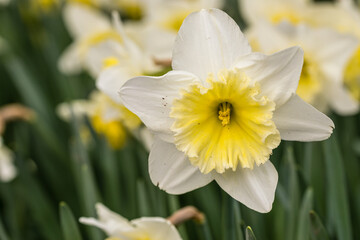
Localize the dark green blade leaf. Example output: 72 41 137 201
309 211 329 240
59 202 83 240
0 216 10 240
245 227 257 240
323 137 353 240
296 188 313 240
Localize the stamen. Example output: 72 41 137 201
218 102 231 126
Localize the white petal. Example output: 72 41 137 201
149 138 213 194
95 203 129 226
239 0 273 25
120 71 198 141
58 43 83 75
273 94 334 141
213 161 278 213
97 65 135 104
125 23 176 60
79 203 134 237
63 3 111 39
326 82 359 116
239 47 304 107
303 27 358 83
246 21 292 53
172 8 251 82
131 218 182 240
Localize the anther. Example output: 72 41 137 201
218 102 231 126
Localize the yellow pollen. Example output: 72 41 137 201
218 102 231 126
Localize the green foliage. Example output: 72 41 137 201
59 202 83 240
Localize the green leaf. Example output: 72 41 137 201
70 117 103 240
136 180 151 216
97 139 121 213
167 195 189 240
59 202 83 240
200 217 214 240
233 200 244 240
0 216 10 240
3 54 66 159
309 211 329 240
284 145 300 240
245 227 257 240
221 193 236 240
323 137 353 240
296 188 313 240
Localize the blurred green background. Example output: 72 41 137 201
0 0 359 239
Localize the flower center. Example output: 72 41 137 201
344 46 360 101
218 102 232 126
170 69 281 174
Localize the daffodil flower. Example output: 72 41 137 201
119 9 334 212
80 203 182 240
58 3 157 78
307 0 360 103
247 21 359 115
57 91 141 149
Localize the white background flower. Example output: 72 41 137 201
80 203 182 240
247 21 359 115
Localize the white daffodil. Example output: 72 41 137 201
57 91 141 149
80 203 182 240
58 3 156 78
248 21 359 115
0 138 17 182
124 0 224 60
119 9 334 213
307 0 360 103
